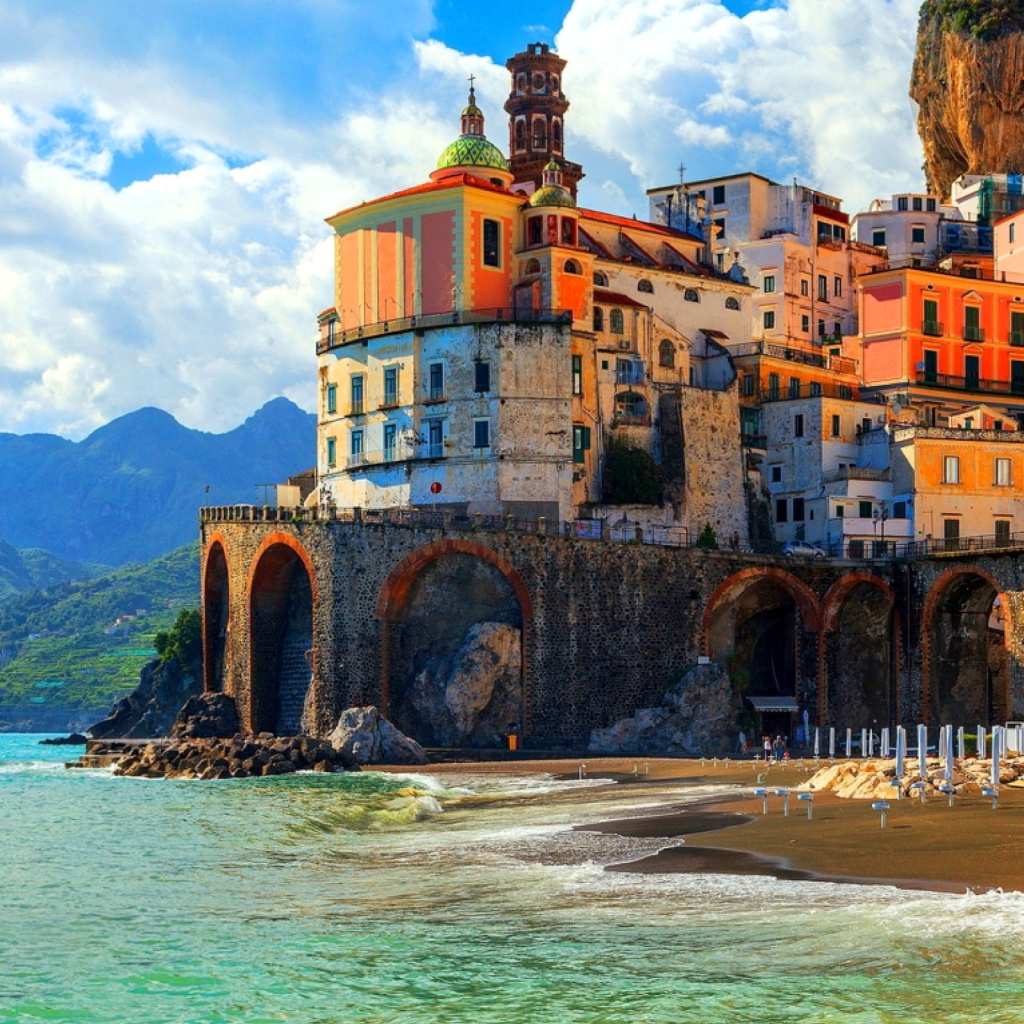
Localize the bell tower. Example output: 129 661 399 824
504 42 584 198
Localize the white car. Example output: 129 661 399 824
782 541 826 559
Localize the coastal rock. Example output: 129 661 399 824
800 756 1024 799
328 707 429 766
405 622 521 747
88 653 201 740
39 733 88 745
172 693 240 739
588 662 734 756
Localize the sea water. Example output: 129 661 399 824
1 735 1022 1024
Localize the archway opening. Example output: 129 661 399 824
827 583 894 730
250 544 314 735
387 552 525 748
929 573 1007 725
203 542 229 693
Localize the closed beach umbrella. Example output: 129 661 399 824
829 727 835 758
895 726 905 780
944 725 954 782
918 724 928 781
938 727 946 762
957 726 965 761
803 708 809 746
813 727 820 758
861 728 867 758
991 726 1002 789
846 728 852 758
978 726 986 760
881 727 890 758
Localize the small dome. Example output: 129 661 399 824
436 136 510 173
529 185 576 209
462 101 484 118
543 160 560 172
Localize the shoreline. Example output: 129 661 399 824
417 756 1024 893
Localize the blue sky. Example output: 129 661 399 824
0 0 923 437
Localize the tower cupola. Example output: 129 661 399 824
433 77 513 187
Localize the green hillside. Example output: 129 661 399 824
0 540 107 603
0 544 199 720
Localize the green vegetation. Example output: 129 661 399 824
0 540 107 603
923 0 1024 38
602 436 663 505
696 523 719 550
154 609 202 666
0 544 199 714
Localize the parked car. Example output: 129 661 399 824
782 541 826 559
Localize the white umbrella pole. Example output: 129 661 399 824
918 724 928 781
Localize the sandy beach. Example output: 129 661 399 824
413 756 1024 893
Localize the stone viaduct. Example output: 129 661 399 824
200 506 1024 747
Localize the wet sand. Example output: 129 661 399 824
415 755 1024 892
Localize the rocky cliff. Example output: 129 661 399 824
912 2 1024 198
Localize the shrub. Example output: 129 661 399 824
602 436 662 505
696 523 719 550
154 608 202 666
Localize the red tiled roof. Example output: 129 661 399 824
326 173 516 222
593 288 648 309
578 207 703 243
317 306 338 320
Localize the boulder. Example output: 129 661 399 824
171 693 240 739
588 662 734 756
328 706 429 766
39 733 88 745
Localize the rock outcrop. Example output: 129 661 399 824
588 662 734 756
328 706 429 766
171 693 240 739
403 622 521 747
912 3 1024 198
87 654 202 740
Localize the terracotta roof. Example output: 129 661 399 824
317 306 338 320
327 173 515 222
578 207 703 244
593 288 648 309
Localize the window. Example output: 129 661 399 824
572 424 592 463
836 504 845 518
763 309 776 330
713 217 726 239
684 288 700 303
923 349 938 383
383 423 397 461
1011 223 1017 244
1013 360 1024 395
923 298 940 335
552 118 562 150
594 270 608 286
562 218 575 246
794 414 804 437
572 354 583 395
474 419 490 449
965 354 980 389
800 278 810 297
426 418 443 457
944 518 960 550
996 457 1012 486
810 381 822 397
872 229 886 247
524 258 541 275
912 196 922 211
789 377 800 398
349 429 363 464
659 339 675 368
964 304 982 341
768 373 780 400
763 274 776 293
713 184 726 205
383 367 398 406
350 375 364 415
532 117 547 149
893 501 906 518
742 373 754 396
610 308 624 334
801 314 810 333
326 384 337 415
793 498 805 521
996 520 1011 545
897 196 908 211
770 466 782 483
818 275 828 301
831 414 841 437
833 276 842 298
818 318 826 337
1011 310 1024 345
775 499 788 523
638 279 653 294
514 119 526 149
564 259 581 274
927 197 937 212
528 217 543 245
859 500 872 518
725 296 740 310
474 361 491 393
326 436 336 467
912 226 926 244
593 307 604 332
483 219 500 267
943 455 960 483
428 363 444 400
838 384 853 399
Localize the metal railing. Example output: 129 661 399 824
922 320 943 337
317 306 573 353
821 466 890 484
728 340 858 376
915 371 1024 395
761 381 860 402
963 325 985 342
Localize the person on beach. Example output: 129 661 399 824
736 730 747 755
773 735 785 762
763 736 772 761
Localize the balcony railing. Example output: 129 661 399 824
317 306 573 353
347 453 365 468
963 325 985 342
418 443 445 459
349 401 364 416
915 371 1024 395
613 412 651 426
922 320 943 337
1010 331 1024 347
821 466 891 484
741 433 766 448
728 340 858 376
760 381 859 402
426 387 446 402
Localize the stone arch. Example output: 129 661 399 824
377 540 533 747
821 573 898 729
202 535 230 694
922 567 1011 726
247 533 318 736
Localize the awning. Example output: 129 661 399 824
746 696 800 712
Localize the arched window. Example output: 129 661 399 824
528 217 543 246
515 119 526 151
725 296 740 310
659 339 675 368
593 270 608 286
614 391 648 424
552 119 562 152
551 75 560 93
684 288 700 303
524 258 541 275
564 259 581 275
593 306 604 331
532 117 547 149
638 279 654 294
610 308 624 334
516 73 527 95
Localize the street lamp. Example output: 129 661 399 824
873 504 889 557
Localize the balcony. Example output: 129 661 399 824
348 401 364 416
761 381 858 402
615 362 647 386
424 387 447 403
613 412 651 427
822 466 891 484
741 433 766 449
418 443 446 459
963 325 985 342
922 320 943 337
346 453 366 468
915 371 1024 396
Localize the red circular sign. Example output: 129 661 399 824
430 482 442 495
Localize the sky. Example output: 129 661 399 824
0 0 925 439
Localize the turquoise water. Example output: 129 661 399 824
2 735 1023 1024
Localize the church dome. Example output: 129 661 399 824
529 185 576 208
436 135 510 173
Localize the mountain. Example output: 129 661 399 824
0 544 199 731
0 397 315 565
913 2 1024 198
0 541 107 603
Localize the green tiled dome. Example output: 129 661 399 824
529 185 576 208
436 135 510 172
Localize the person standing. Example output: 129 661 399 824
773 734 785 762
763 735 772 761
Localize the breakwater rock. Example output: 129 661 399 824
112 733 354 779
328 706 429 766
172 692 240 738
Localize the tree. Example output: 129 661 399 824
602 435 662 505
154 608 202 666
696 522 719 550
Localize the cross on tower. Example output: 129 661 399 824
678 162 686 187
468 74 476 91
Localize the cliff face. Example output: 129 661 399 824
912 3 1024 198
